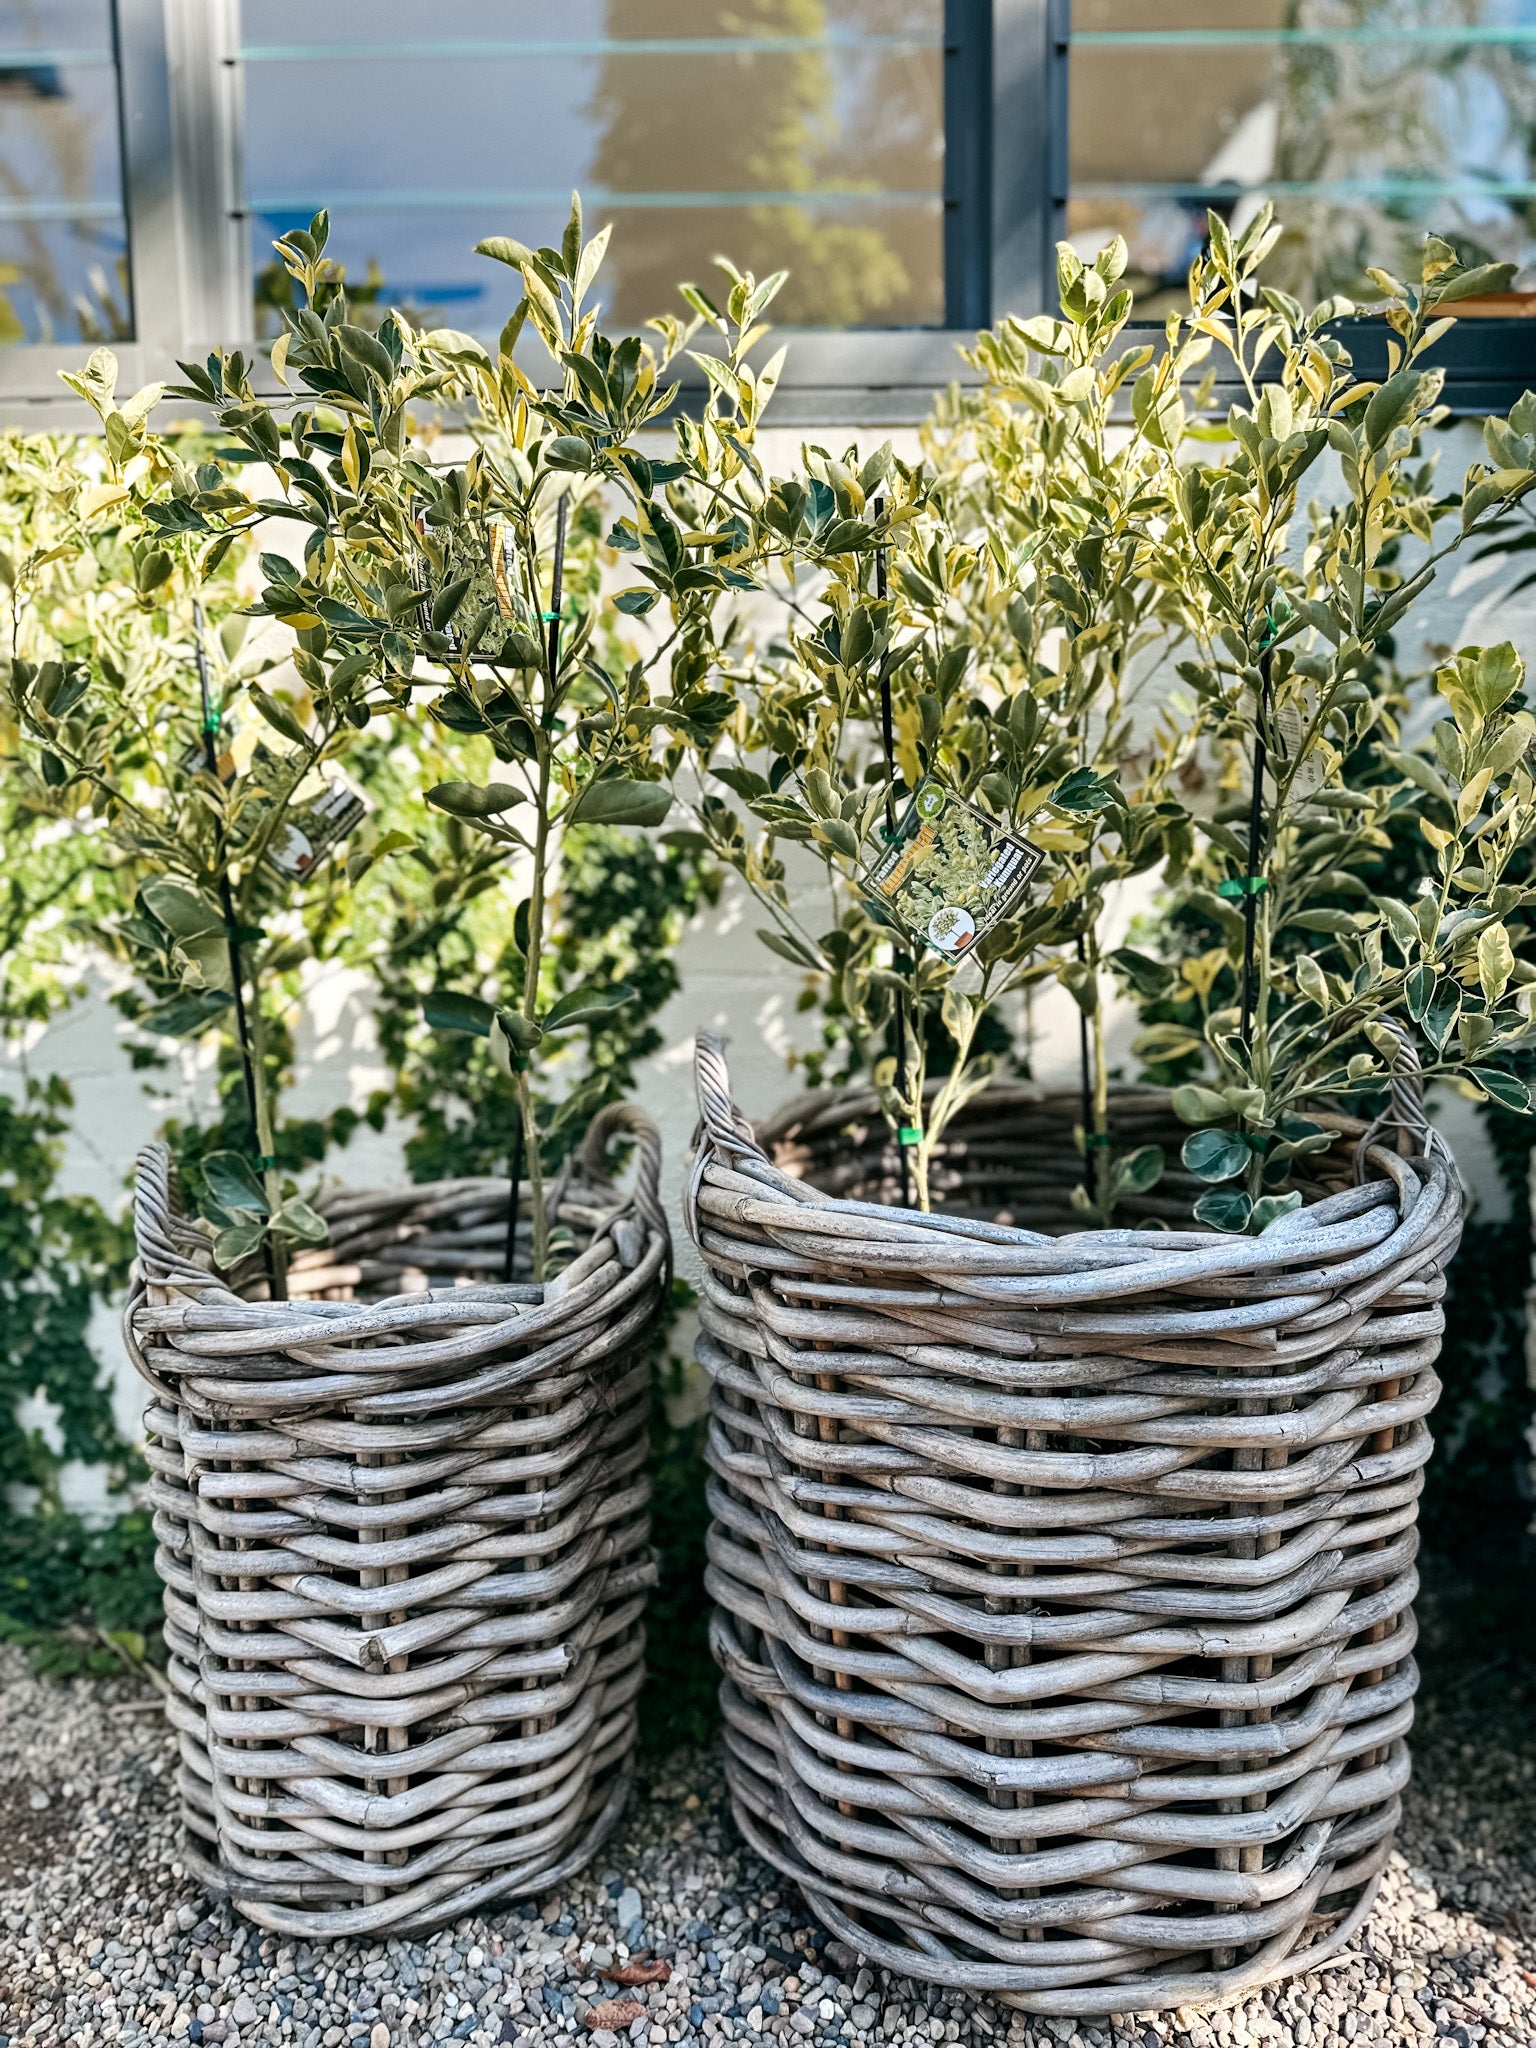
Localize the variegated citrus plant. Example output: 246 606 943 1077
184 200 778 1276
1125 217 1536 1231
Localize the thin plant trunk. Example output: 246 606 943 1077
245 987 287 1301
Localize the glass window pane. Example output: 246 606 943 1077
1070 3 1536 316
239 1 946 336
0 1 130 344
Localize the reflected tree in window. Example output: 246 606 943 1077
588 0 945 329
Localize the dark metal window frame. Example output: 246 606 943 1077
2 0 1527 430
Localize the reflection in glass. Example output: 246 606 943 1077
0 0 131 344
1070 3 1536 316
240 2 945 337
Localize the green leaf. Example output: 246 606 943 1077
1478 920 1514 1004
757 927 821 969
422 990 496 1037
214 1217 267 1267
139 989 232 1036
1434 261 1518 304
1181 1128 1249 1183
1171 1084 1231 1125
141 880 221 940
475 235 534 270
272 1197 328 1247
543 980 637 1032
1110 1145 1164 1197
426 781 525 817
1051 766 1119 813
1193 1188 1252 1233
1471 1067 1531 1113
431 576 472 631
1250 1191 1304 1233
1406 965 1437 1021
1110 947 1175 1000
248 685 309 747
614 586 659 616
203 1150 269 1218
567 777 673 827
135 548 173 595
489 1008 542 1077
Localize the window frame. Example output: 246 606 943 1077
1 0 1527 430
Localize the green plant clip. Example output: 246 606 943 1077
202 711 222 734
253 1155 277 1172
1084 1131 1112 1149
898 1125 923 1146
1218 875 1268 899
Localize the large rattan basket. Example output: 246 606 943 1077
126 1103 668 1938
687 1032 1457 2017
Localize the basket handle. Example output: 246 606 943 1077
574 1099 668 1245
694 1029 768 1164
1352 1022 1451 1179
130 1141 225 1291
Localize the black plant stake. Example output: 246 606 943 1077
502 493 570 1283
873 503 913 1207
194 602 275 1289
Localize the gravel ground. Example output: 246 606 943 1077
1 1596 1533 2048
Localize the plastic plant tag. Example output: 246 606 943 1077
266 770 370 879
863 779 1043 961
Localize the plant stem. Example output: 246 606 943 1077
872 502 914 1210
513 1067 545 1279
502 1100 525 1284
1240 642 1273 1052
513 491 566 1285
244 979 288 1301
194 602 281 1299
1076 935 1112 1219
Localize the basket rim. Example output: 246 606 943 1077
687 1030 1459 1287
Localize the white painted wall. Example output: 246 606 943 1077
6 422 1535 1513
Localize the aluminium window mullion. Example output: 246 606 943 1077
114 0 178 365
990 0 1067 319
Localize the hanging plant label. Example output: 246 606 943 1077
863 780 1043 960
266 770 370 879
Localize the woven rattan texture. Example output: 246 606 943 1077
125 1104 669 1938
687 1033 1457 2016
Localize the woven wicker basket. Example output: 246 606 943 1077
126 1103 669 1938
688 1032 1457 2017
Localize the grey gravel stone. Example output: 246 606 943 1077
0 1627 1533 2048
